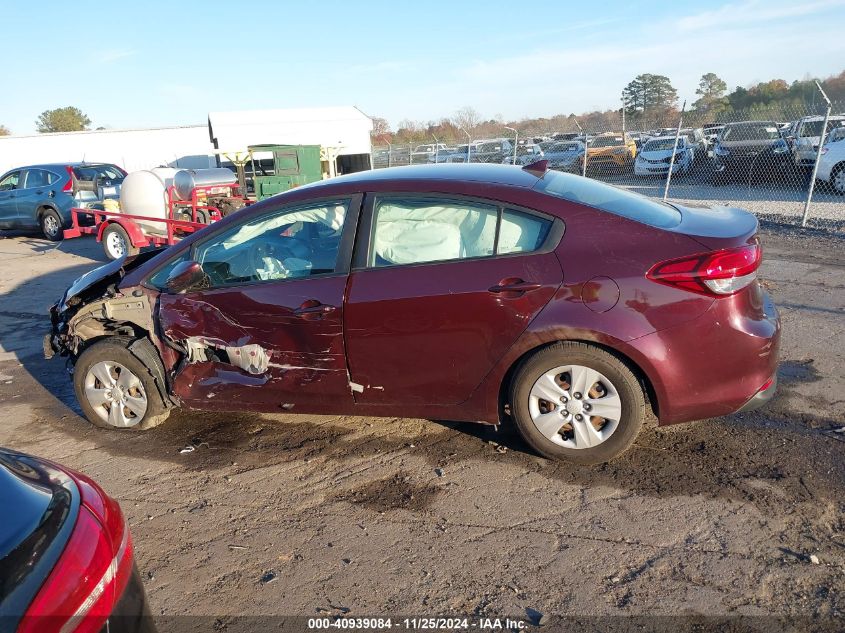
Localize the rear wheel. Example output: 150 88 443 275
73 338 170 430
510 342 646 464
40 209 63 241
102 223 139 261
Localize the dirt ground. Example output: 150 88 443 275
0 225 842 631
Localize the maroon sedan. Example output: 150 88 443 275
46 162 780 463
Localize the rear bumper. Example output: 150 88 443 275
736 373 778 413
103 563 157 633
628 285 781 425
714 154 792 173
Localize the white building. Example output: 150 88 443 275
0 106 373 175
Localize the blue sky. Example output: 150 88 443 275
1 0 844 135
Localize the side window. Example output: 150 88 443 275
498 210 552 255
97 166 125 181
0 171 20 191
23 169 48 189
194 201 348 287
369 197 498 267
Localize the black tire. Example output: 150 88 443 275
510 342 646 464
39 208 63 241
73 338 170 431
176 209 210 224
831 163 845 196
102 223 139 261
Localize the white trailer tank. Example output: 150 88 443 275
118 168 179 236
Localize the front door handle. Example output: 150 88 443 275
294 300 336 320
488 279 542 295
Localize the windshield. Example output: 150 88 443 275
829 128 845 143
476 142 503 153
549 142 580 152
590 136 625 148
534 171 682 229
722 123 779 141
798 119 845 137
643 139 683 151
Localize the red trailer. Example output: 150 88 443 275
63 182 250 260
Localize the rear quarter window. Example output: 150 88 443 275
533 171 681 229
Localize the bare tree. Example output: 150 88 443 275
452 106 481 133
370 117 391 138
0 125 10 136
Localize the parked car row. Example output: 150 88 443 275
375 114 845 189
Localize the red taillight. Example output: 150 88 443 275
62 166 74 193
18 475 134 633
647 243 761 296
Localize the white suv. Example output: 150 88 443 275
789 115 845 167
816 127 845 194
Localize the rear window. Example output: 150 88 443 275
643 139 683 151
533 171 682 229
590 136 625 148
722 123 779 141
72 165 125 182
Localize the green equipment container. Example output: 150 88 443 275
248 144 323 200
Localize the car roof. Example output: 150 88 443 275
723 120 778 127
296 164 543 192
798 114 845 122
645 135 685 142
6 162 112 171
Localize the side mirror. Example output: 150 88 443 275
165 260 209 294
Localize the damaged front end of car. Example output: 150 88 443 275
45 251 164 359
44 251 178 411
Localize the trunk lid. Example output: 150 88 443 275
666 203 758 251
0 450 78 627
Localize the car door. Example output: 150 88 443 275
0 171 22 228
156 194 361 412
16 169 51 228
344 194 564 407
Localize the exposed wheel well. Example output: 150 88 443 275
499 339 659 422
36 205 57 220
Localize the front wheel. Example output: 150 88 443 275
832 164 845 195
510 342 646 464
73 338 170 430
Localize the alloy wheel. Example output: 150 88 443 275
834 168 845 194
42 214 60 238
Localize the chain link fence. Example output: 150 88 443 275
372 99 845 233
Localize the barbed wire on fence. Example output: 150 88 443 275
371 98 845 233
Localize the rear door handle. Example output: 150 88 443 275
294 300 336 320
488 279 542 294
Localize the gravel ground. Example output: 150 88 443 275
0 225 843 632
